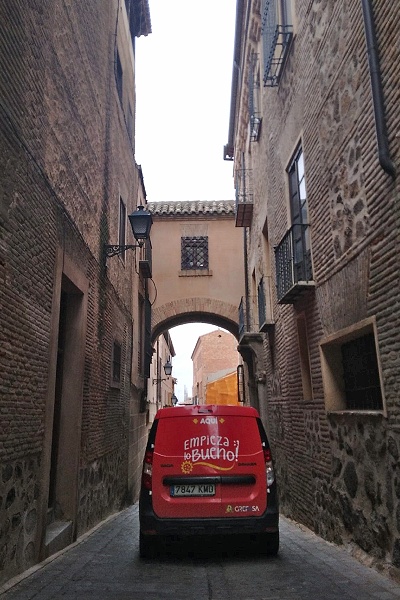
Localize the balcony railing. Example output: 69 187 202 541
262 0 293 87
238 297 246 339
274 224 314 304
239 297 256 339
235 169 253 227
249 53 262 142
258 277 274 331
239 294 271 340
139 238 152 279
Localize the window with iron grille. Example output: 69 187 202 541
274 145 313 302
144 296 152 378
112 341 122 385
119 197 126 250
261 0 293 86
138 295 144 374
127 104 133 144
288 146 312 283
181 237 209 270
248 53 262 141
116 50 123 104
258 279 266 329
320 319 384 413
341 333 383 411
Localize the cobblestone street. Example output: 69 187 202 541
1 504 399 600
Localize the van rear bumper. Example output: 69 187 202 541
139 498 279 537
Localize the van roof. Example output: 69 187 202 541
155 404 260 420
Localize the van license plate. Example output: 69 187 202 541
171 484 216 497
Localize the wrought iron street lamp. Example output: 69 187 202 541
104 205 153 260
152 359 173 384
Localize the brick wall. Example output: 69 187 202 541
0 0 149 583
233 0 400 569
192 330 239 402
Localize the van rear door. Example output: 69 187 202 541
213 410 267 519
151 406 267 519
152 410 222 519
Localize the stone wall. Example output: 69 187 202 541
324 414 395 561
78 449 127 536
232 0 400 569
0 457 41 576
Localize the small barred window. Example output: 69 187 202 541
112 341 122 385
320 319 384 413
181 236 209 270
341 333 383 411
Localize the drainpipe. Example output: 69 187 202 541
361 0 396 179
242 152 251 332
244 228 250 332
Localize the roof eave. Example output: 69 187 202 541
224 0 245 161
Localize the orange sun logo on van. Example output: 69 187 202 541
181 461 193 474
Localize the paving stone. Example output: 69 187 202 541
0 505 399 600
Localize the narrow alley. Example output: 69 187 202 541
1 505 399 600
2 0 400 590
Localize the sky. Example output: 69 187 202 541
135 0 237 401
135 0 236 203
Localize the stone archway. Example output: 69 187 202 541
147 201 246 405
148 200 245 344
151 297 239 343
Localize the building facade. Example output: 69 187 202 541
191 329 240 404
226 0 400 569
0 0 152 583
148 200 245 341
148 332 176 422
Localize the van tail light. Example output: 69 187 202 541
263 448 275 487
142 450 153 491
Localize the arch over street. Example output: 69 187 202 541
151 298 239 343
148 201 245 343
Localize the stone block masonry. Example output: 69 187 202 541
230 0 400 571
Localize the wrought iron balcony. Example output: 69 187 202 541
262 0 293 87
250 115 262 142
235 169 253 227
249 53 262 142
238 297 246 339
239 297 253 339
238 295 272 341
239 298 247 340
258 277 274 331
238 297 265 371
274 224 314 304
139 238 152 279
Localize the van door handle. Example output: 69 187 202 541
163 475 255 486
220 475 256 485
163 476 220 486
196 407 214 414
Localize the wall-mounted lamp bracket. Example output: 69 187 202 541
104 205 153 263
152 376 168 384
152 359 173 384
104 242 143 260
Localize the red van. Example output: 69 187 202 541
139 404 279 558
